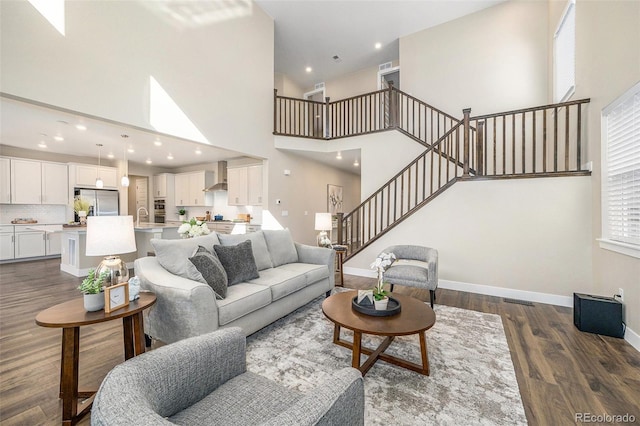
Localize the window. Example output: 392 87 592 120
600 82 640 258
554 0 575 102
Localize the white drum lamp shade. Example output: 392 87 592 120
314 212 332 247
86 216 137 286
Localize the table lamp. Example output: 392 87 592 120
86 215 137 287
315 212 333 248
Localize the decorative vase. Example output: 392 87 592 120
78 211 87 225
178 214 186 222
374 297 389 311
83 293 104 312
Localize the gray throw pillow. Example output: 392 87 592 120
187 246 228 299
150 233 221 278
214 240 260 285
262 229 298 267
218 231 273 271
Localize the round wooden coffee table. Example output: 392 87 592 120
322 292 436 376
36 292 156 425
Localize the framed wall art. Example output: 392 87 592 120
327 184 343 214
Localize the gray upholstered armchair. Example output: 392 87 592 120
380 245 439 307
91 328 364 426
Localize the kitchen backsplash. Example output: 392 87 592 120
0 204 67 224
169 191 262 224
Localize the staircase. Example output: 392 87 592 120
274 86 590 260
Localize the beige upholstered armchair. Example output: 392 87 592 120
380 245 439 307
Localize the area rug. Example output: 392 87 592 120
245 291 527 425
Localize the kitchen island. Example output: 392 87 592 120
60 223 181 277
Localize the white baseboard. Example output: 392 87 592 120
625 326 640 352
343 267 639 351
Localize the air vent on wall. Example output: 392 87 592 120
315 82 325 90
332 55 342 63
379 62 392 71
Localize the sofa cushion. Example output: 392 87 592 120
214 240 260 285
248 267 308 301
262 229 298 267
169 371 301 425
186 246 228 299
216 283 271 326
151 233 221 278
218 231 273 271
277 263 329 286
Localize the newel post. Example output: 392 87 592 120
336 212 344 245
273 89 278 134
462 108 471 177
476 120 484 176
324 96 331 139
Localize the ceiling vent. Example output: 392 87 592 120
379 62 392 71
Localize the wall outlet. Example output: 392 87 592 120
618 288 624 302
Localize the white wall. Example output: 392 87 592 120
566 0 640 335
346 177 593 298
400 0 549 117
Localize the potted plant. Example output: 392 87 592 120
73 196 91 225
78 269 108 311
370 252 397 310
178 208 187 222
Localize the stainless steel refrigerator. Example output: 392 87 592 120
74 189 119 219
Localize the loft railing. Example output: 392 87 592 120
274 83 459 147
466 99 590 177
274 88 590 258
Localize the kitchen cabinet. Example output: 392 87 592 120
228 164 263 206
11 159 41 204
15 228 45 259
41 162 68 204
45 226 62 255
71 164 118 189
153 173 173 198
174 171 213 206
0 158 10 204
0 226 14 260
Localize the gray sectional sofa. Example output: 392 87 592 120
134 229 335 344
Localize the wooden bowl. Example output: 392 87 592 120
196 216 206 221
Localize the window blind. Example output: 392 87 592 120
603 84 640 246
554 0 575 102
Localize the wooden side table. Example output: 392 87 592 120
332 245 348 286
35 292 156 425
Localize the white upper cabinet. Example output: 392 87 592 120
174 171 213 206
71 164 117 189
228 164 263 206
11 159 42 204
41 162 68 204
153 174 169 198
0 158 11 204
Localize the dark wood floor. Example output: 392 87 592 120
1 259 639 425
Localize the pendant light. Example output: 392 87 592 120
95 144 104 188
121 135 130 187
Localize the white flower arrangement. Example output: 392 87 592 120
370 252 397 300
178 218 211 238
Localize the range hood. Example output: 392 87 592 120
204 161 228 192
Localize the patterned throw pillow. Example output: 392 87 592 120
187 246 228 299
214 240 260 285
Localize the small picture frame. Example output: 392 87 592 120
104 282 130 313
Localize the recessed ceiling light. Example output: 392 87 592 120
353 158 360 167
336 151 342 160
145 159 152 164
127 148 135 153
167 154 174 160
305 66 312 73
154 140 162 146
75 124 87 131
53 135 64 142
37 142 47 148
195 149 202 155
375 42 382 49
107 153 115 159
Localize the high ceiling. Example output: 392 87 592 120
256 0 505 89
